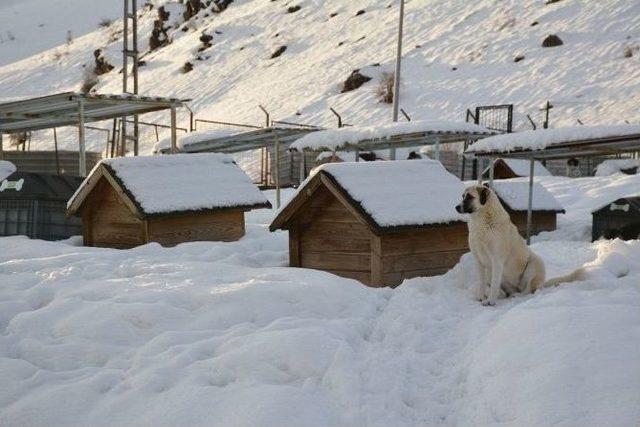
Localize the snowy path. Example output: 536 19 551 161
1 182 640 426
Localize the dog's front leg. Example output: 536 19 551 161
484 258 504 306
473 256 488 301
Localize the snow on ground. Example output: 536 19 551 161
1 175 640 426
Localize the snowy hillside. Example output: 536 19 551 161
0 0 639 154
0 0 122 66
1 173 640 426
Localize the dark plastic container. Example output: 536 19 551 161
0 171 84 240
592 195 640 241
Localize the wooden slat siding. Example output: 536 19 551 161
289 223 301 267
510 212 557 237
380 223 469 255
148 210 245 246
300 251 371 272
370 234 384 286
90 180 145 248
324 269 372 285
382 249 468 273
300 221 371 252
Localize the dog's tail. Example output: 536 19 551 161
542 267 588 288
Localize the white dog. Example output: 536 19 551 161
455 184 584 305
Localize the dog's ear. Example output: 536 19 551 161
479 186 490 205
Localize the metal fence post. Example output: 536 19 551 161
526 157 535 245
78 98 87 177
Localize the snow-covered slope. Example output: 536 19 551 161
1 174 640 426
0 0 122 67
0 0 639 154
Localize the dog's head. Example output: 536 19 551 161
455 185 492 214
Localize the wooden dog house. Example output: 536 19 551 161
67 153 271 248
491 181 564 236
483 158 552 179
270 160 468 287
592 194 640 241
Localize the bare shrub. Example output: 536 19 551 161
623 45 638 58
98 18 113 28
341 70 371 93
80 70 99 93
542 34 563 47
375 72 394 104
9 132 30 149
270 45 287 59
181 62 194 73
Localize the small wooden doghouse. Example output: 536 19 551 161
270 160 468 287
592 194 640 241
490 180 564 236
67 153 271 248
483 158 552 180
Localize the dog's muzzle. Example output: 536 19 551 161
455 203 464 214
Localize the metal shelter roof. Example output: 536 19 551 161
178 127 321 154
0 92 187 133
465 127 640 160
289 126 497 153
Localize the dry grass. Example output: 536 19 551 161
375 72 394 104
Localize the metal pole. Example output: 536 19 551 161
526 156 535 245
0 132 3 160
120 117 127 156
78 99 87 177
488 157 495 188
434 137 440 161
53 128 61 175
299 152 306 183
170 106 177 154
275 139 281 208
390 0 405 161
123 0 129 92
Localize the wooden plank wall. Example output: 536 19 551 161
297 191 373 284
378 223 469 286
85 180 145 248
148 210 245 246
509 212 557 237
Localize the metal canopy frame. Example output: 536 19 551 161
467 134 640 161
465 132 640 245
178 127 321 154
0 92 188 176
291 129 496 154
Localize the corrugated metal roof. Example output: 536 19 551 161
0 92 188 133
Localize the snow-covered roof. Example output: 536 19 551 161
290 120 494 152
490 181 564 212
466 124 640 154
0 160 16 181
153 128 240 153
500 158 552 177
591 191 640 213
68 153 270 216
272 159 466 231
594 158 640 176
